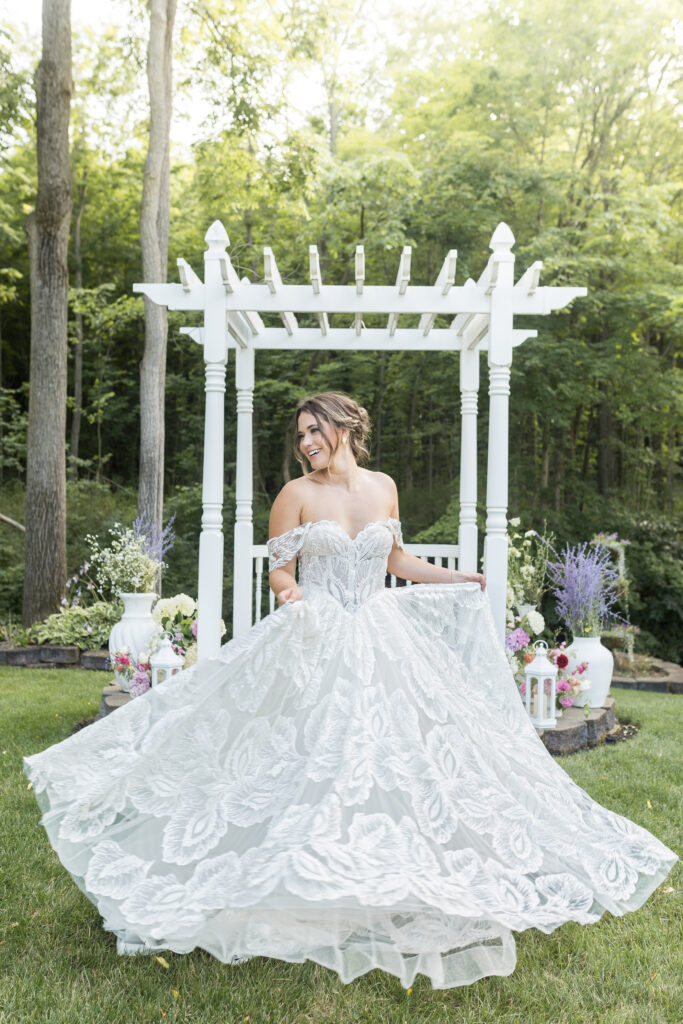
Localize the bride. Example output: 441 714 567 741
23 392 676 991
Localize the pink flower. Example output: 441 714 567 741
577 662 587 674
559 696 574 708
520 682 527 695
130 669 150 697
191 618 198 638
557 680 571 692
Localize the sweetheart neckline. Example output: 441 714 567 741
299 517 399 543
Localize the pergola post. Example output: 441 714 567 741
483 224 515 640
233 341 255 637
458 343 480 572
196 222 229 661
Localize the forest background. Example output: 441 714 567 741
0 0 681 660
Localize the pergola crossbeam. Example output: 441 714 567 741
180 326 540 352
387 246 411 336
263 246 298 336
419 249 457 336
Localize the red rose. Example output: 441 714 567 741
556 653 569 669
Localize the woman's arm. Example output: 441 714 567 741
388 547 486 590
268 481 304 604
384 476 486 590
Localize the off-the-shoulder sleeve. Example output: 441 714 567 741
267 523 311 571
387 517 404 549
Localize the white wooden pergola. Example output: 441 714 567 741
134 221 585 660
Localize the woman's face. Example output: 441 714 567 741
297 411 338 470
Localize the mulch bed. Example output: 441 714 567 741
604 720 640 744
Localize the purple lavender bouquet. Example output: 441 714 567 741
546 540 623 637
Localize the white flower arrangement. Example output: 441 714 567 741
85 525 163 596
152 594 197 623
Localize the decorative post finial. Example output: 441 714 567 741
489 222 515 253
204 220 230 253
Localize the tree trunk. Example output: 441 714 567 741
138 0 176 545
23 0 72 626
0 309 3 487
374 353 385 469
540 418 550 491
69 176 86 479
597 392 612 498
404 355 423 492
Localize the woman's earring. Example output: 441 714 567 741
343 436 348 445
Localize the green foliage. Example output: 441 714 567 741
0 384 28 477
623 517 683 664
0 0 680 659
19 601 122 650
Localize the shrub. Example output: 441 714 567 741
21 601 123 649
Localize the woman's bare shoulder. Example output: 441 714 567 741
361 469 398 495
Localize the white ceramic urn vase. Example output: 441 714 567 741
108 592 162 692
569 636 614 709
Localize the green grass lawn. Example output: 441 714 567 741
1 667 681 1024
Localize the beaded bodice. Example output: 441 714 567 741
267 518 403 611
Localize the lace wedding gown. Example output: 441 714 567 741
23 519 677 990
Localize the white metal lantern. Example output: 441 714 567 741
524 640 558 730
150 634 184 687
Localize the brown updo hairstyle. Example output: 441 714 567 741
292 393 372 474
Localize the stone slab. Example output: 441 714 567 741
39 645 80 665
2 646 44 666
99 681 131 718
81 649 111 671
603 697 616 730
542 715 587 756
586 709 608 747
102 692 132 716
540 698 615 755
612 677 669 693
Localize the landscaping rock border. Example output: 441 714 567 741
0 644 109 670
612 659 683 695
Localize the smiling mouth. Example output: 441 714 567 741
308 448 322 457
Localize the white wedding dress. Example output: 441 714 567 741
23 518 677 990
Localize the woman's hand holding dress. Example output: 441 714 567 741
277 583 303 606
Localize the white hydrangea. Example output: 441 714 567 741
153 597 179 623
525 610 545 635
509 517 521 527
176 593 196 617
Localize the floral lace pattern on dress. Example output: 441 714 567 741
23 518 677 990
